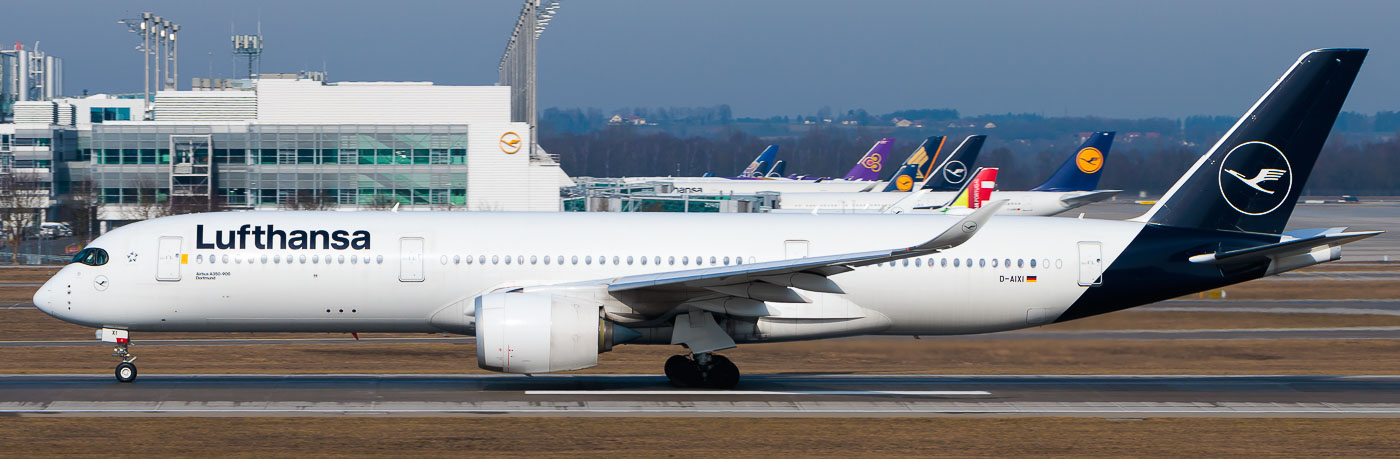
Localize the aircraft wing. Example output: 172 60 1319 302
540 201 1002 312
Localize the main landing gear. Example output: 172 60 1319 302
100 328 137 383
664 352 740 389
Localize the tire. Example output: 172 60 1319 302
664 355 702 388
705 355 740 389
116 362 137 383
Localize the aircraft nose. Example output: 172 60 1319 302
32 278 56 314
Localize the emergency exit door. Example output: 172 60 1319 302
156 236 183 281
1077 241 1103 287
399 237 424 282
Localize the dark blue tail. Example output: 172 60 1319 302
1030 131 1114 192
922 135 986 191
765 160 787 178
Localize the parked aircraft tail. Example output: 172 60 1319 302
1029 131 1114 192
843 138 894 181
740 145 779 178
922 135 987 191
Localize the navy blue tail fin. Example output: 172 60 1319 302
1142 48 1366 235
923 135 986 191
1030 131 1114 192
765 160 787 178
881 163 921 192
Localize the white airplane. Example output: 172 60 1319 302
775 132 1120 216
651 138 897 194
36 49 1378 389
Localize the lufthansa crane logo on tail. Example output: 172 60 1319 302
1076 147 1104 174
499 132 522 154
943 160 967 184
895 174 914 191
862 153 882 172
1218 141 1292 216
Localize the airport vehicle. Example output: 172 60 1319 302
776 132 1118 215
40 223 74 240
36 49 1377 388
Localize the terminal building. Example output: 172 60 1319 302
1 75 571 232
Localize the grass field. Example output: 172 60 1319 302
3 417 1399 457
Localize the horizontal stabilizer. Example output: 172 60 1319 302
1060 190 1121 207
1189 229 1382 264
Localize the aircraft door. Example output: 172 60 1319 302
156 236 183 281
1077 241 1103 287
399 237 425 282
784 240 809 259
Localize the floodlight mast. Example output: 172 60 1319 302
498 0 562 158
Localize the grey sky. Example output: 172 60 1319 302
5 1 1397 118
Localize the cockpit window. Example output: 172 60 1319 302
71 248 109 266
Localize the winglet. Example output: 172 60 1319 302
910 199 1006 251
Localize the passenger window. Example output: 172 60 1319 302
543 256 551 265
941 258 947 268
979 258 986 268
640 256 648 265
1017 259 1024 268
223 255 230 264
669 256 675 266
627 256 634 265
600 256 607 266
724 256 731 265
505 256 512 265
274 255 281 264
736 257 744 265
477 255 484 265
682 256 689 266
351 255 358 265
991 258 998 268
312 255 319 264
196 254 204 264
261 255 268 264
1030 258 1037 268
915 258 922 267
531 255 538 265
709 256 717 265
492 255 500 265
453 255 460 264
583 255 591 265
339 255 346 264
1055 259 1063 269
556 255 564 265
654 256 661 265
376 255 384 264
953 258 960 267
903 259 909 267
571 255 578 265
299 255 307 264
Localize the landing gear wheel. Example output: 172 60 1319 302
664 355 703 388
705 355 740 389
115 362 137 383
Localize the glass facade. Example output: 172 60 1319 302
89 107 132 124
90 124 470 209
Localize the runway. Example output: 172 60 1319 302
4 374 1400 418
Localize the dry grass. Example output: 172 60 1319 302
1217 280 1400 300
5 338 1400 376
2 417 1400 457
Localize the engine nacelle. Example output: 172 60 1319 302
475 292 629 374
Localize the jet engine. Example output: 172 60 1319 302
474 292 638 374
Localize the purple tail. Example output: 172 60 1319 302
843 138 894 181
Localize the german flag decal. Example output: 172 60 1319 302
1027 276 1037 283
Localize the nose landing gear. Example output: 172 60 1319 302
664 352 740 389
100 328 137 383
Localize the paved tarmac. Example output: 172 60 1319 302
3 373 1399 418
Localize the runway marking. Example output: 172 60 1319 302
523 390 991 396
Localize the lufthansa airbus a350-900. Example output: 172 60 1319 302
36 49 1378 388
